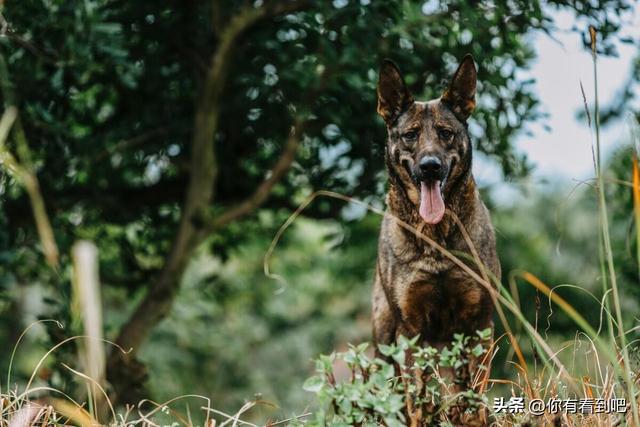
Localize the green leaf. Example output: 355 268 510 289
477 328 493 340
303 375 324 393
378 344 395 356
471 344 485 357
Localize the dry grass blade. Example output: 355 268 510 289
447 212 527 373
6 319 63 395
20 335 129 408
222 400 257 427
132 394 213 426
266 412 312 426
3 385 87 419
632 147 640 282
519 271 621 374
60 363 115 423
46 397 99 426
522 273 586 332
201 407 259 427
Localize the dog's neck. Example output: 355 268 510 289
385 159 477 243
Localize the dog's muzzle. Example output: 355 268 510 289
413 155 449 225
416 155 448 184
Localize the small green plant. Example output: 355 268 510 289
303 329 492 427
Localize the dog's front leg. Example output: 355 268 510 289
371 275 396 348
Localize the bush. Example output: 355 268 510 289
303 330 492 427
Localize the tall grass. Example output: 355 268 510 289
588 25 638 426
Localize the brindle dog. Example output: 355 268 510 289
372 55 500 424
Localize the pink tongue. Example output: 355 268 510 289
419 181 445 224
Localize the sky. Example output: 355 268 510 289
474 4 640 198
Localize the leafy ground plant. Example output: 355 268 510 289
303 330 493 427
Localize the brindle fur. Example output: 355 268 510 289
373 55 500 425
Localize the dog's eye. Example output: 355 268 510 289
438 128 454 140
402 130 419 143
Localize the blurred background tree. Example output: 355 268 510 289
0 0 638 422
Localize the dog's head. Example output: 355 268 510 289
377 55 476 225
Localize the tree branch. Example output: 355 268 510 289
111 3 260 355
0 45 60 271
211 0 222 38
205 118 305 231
94 127 169 162
1 13 59 64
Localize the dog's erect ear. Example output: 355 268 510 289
377 60 414 125
441 54 477 121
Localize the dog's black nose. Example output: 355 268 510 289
419 156 442 176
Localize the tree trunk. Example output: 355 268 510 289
106 1 309 404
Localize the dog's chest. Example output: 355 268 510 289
394 263 487 341
381 228 489 342
385 217 455 273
